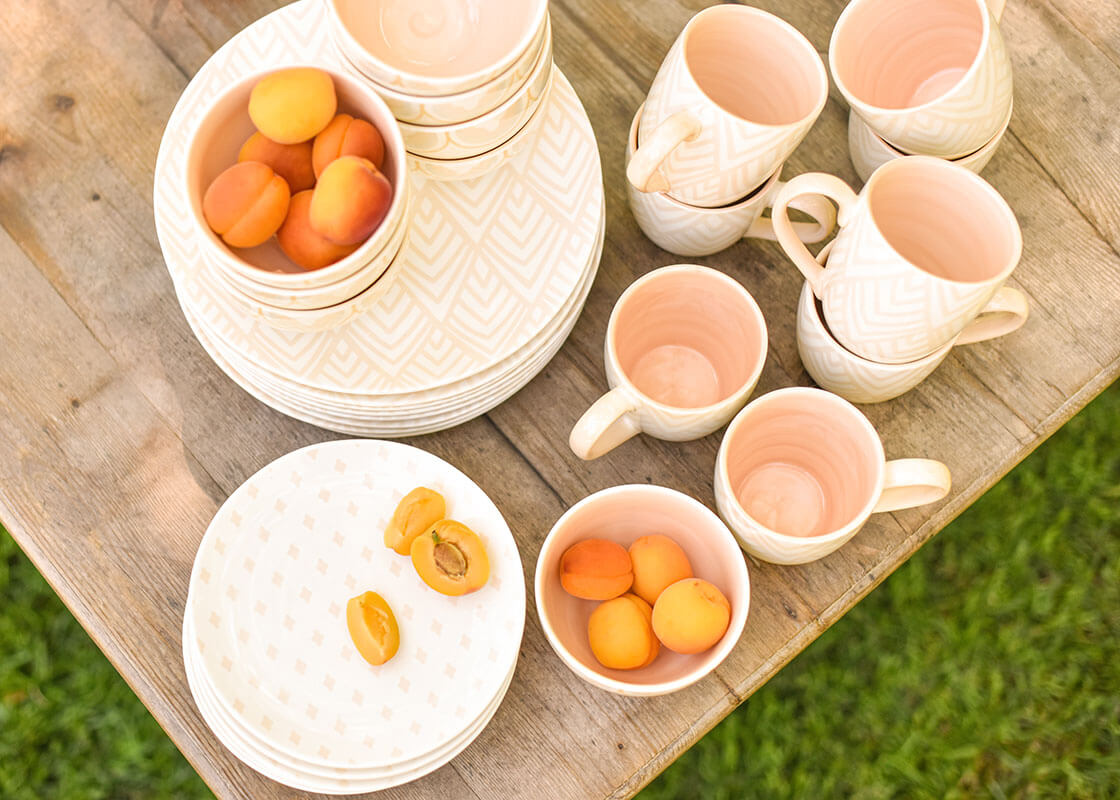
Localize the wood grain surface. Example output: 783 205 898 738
0 0 1117 798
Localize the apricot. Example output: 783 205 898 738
587 593 659 670
202 161 290 249
629 535 693 606
346 591 400 666
309 156 392 246
410 520 489 596
276 190 360 270
383 487 446 556
238 131 316 193
652 578 731 655
559 538 633 601
248 67 337 144
312 113 386 177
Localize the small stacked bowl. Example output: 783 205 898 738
326 0 553 181
185 65 411 333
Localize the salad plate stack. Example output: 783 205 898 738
182 439 526 793
154 0 605 437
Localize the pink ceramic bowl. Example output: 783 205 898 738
535 484 750 696
183 65 409 295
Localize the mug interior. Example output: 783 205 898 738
868 158 1018 283
187 69 403 275
724 390 882 537
683 6 823 126
832 0 984 109
612 269 765 409
332 0 540 80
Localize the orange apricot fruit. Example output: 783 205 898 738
410 520 490 596
309 156 392 246
276 190 359 270
628 534 693 606
238 131 316 193
559 538 633 601
383 487 446 556
346 591 400 666
651 578 731 655
312 113 386 178
248 67 337 144
202 161 290 249
587 593 659 670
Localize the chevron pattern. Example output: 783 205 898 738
640 37 822 207
153 0 604 402
627 174 764 257
854 7 1013 159
796 281 947 404
820 198 1007 364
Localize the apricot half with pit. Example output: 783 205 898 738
628 534 693 606
202 161 290 249
588 593 659 670
346 591 400 666
410 520 489 596
559 538 633 601
384 487 446 556
652 578 730 655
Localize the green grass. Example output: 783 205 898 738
1 384 1117 799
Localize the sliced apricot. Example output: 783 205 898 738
652 578 731 655
410 519 489 596
588 593 659 670
628 534 693 606
384 487 446 556
312 113 386 177
346 591 400 666
559 538 633 601
276 190 360 270
238 131 316 193
248 67 337 145
309 156 392 245
202 161 290 249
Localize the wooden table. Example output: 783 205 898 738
2 0 1117 797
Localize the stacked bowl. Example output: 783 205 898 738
326 0 554 181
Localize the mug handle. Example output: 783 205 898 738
873 459 952 513
626 111 703 194
745 180 838 244
771 173 860 296
955 286 1029 344
569 388 642 460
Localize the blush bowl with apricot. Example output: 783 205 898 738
183 65 410 319
534 484 750 696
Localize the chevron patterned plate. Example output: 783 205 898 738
153 0 603 401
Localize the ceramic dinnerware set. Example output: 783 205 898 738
183 439 525 793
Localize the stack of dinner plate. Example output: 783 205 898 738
153 0 605 437
182 439 526 793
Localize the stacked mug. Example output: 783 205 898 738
831 0 1014 181
325 0 553 182
624 5 835 257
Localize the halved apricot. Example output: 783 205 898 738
346 591 400 666
384 487 446 556
588 593 659 670
410 519 489 596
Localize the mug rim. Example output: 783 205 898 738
534 483 750 696
859 156 1022 288
604 265 769 415
678 4 828 130
716 386 887 543
829 0 994 117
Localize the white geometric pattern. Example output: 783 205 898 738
187 439 525 768
152 0 603 397
850 6 1013 159
640 36 824 207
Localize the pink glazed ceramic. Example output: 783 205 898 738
569 266 767 460
535 484 750 696
830 0 1012 158
627 5 827 207
714 387 951 564
771 156 1022 364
